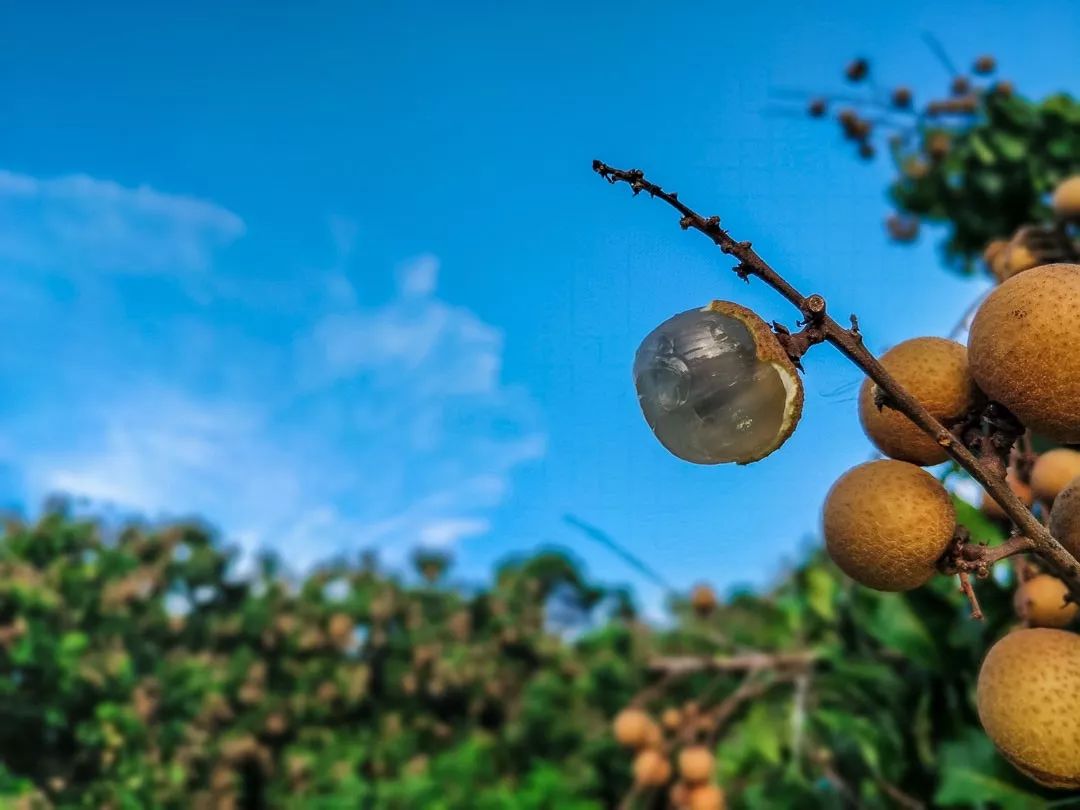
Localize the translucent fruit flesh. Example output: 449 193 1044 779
634 308 789 464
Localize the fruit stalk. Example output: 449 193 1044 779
593 159 1080 600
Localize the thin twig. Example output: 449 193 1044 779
957 571 983 620
592 160 1080 601
563 514 673 593
921 32 959 77
947 289 988 340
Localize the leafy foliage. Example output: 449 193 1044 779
0 507 1065 808
888 90 1080 268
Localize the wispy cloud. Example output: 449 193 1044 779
0 170 244 276
0 172 543 566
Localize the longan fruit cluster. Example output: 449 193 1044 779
611 707 726 808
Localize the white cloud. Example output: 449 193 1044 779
397 253 440 297
0 173 544 566
0 169 244 277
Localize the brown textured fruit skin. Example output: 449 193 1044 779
1014 575 1078 628
976 628 1080 788
677 746 715 784
823 460 956 591
968 264 1080 442
1031 449 1080 502
858 337 977 465
1049 477 1080 562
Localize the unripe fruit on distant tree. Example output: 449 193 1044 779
858 337 977 465
634 302 803 464
1052 175 1080 221
823 460 956 591
1030 449 1080 502
950 76 971 96
926 131 950 160
688 783 726 810
690 583 718 616
677 746 715 784
969 264 1080 442
1049 477 1080 561
613 708 659 749
1014 574 1078 628
844 58 868 82
981 471 1034 522
633 748 672 787
977 628 1080 788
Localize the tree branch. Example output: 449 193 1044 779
648 651 817 676
592 160 1080 601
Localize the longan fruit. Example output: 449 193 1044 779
1049 477 1080 562
858 337 977 465
982 239 1008 268
688 783 726 810
661 708 683 732
969 264 1080 442
823 460 956 591
1052 176 1080 220
993 242 1041 282
632 749 672 787
670 781 692 808
613 708 659 749
690 584 718 616
634 301 804 465
981 471 1034 522
1030 449 1080 502
977 628 1080 787
677 746 715 784
1014 574 1078 628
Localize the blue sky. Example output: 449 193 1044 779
0 1 1076 606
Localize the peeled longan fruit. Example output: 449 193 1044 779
1014 574 1078 628
1031 449 1080 502
690 583 718 616
1049 477 1080 562
687 783 726 810
981 471 1034 522
677 746 715 784
633 748 672 787
969 264 1080 442
858 337 977 465
1052 176 1080 220
634 301 804 464
823 460 956 591
613 708 658 749
977 628 1080 788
